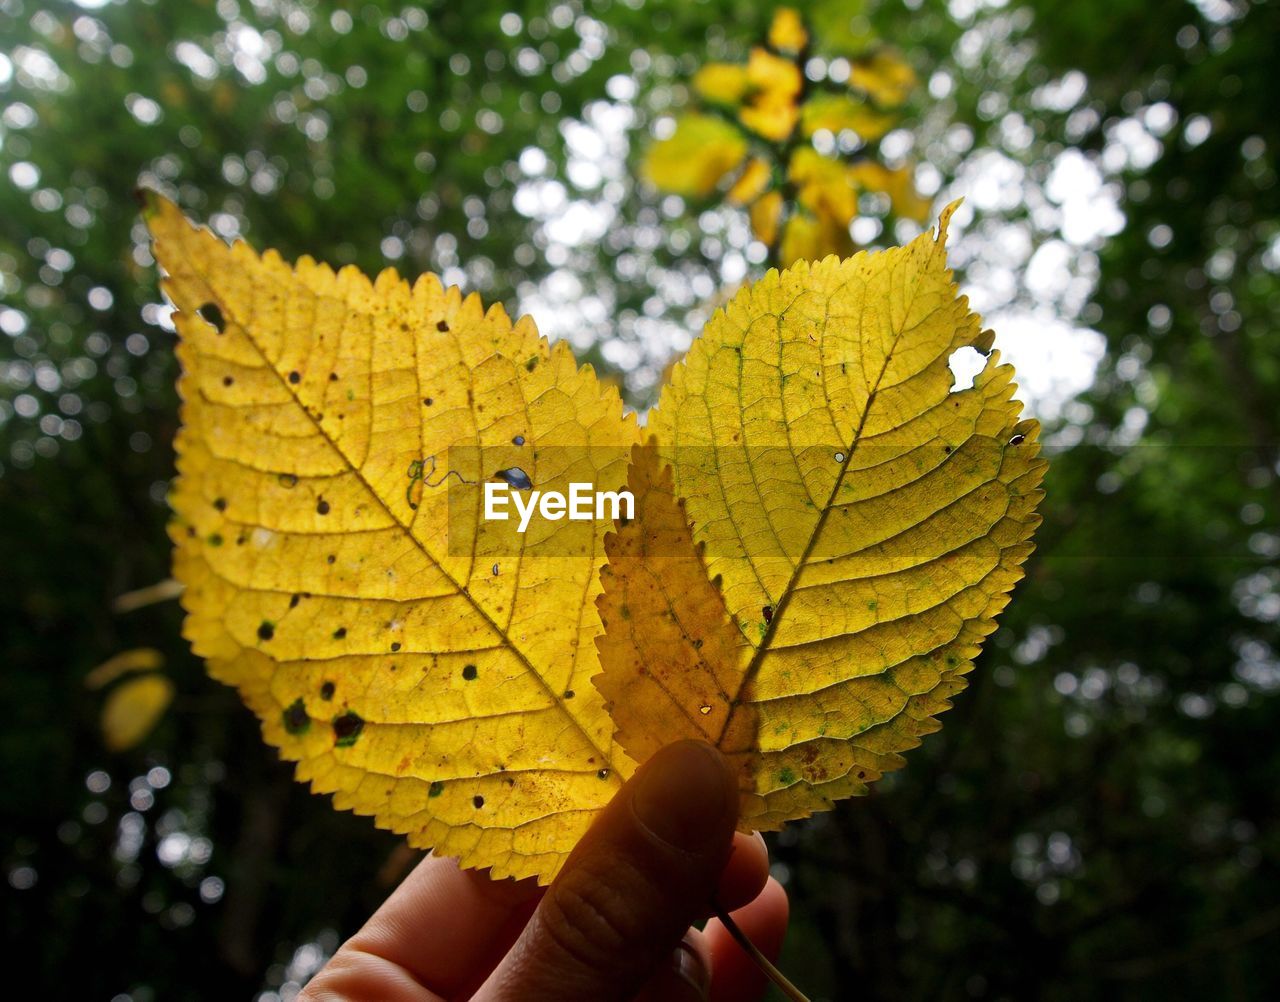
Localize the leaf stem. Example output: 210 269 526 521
712 904 810 1002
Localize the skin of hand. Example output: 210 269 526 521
299 740 790 1002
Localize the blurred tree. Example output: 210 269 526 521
2 0 1278 1000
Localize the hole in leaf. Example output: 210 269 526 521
494 467 532 490
947 345 987 393
198 303 225 333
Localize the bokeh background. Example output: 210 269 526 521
3 0 1278 999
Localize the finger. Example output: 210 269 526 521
305 853 541 1001
633 927 712 1002
705 877 790 1002
475 739 739 1002
715 831 769 914
298 949 444 1002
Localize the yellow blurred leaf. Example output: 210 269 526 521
850 161 933 222
727 157 772 205
850 49 917 108
778 209 852 265
604 203 1045 825
86 648 165 691
739 97 800 143
738 47 803 141
789 147 859 227
146 192 639 883
642 114 748 197
693 62 751 106
750 191 784 246
113 577 184 613
800 93 897 140
102 674 175 752
767 7 809 53
747 47 804 100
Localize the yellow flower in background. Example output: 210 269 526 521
641 113 748 197
767 7 809 53
850 49 917 108
693 62 751 106
727 157 772 205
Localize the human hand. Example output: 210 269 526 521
300 740 789 1001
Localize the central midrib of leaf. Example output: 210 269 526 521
713 257 930 750
190 262 621 783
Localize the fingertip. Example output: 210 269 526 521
630 740 738 854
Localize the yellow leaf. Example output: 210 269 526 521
767 8 809 53
85 647 165 690
642 114 748 197
738 47 803 141
747 47 803 101
605 203 1045 826
726 157 772 206
750 191 784 246
145 192 640 883
739 97 800 143
596 447 757 770
102 674 174 752
850 49 917 108
777 209 852 266
693 62 751 106
789 147 859 227
800 93 897 140
850 161 933 222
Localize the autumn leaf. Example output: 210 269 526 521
850 49 917 108
102 674 175 752
726 157 772 206
641 114 748 197
779 209 853 267
767 8 809 54
750 191 785 247
790 147 860 227
85 647 165 690
598 202 1045 827
146 192 639 882
692 62 751 106
800 93 896 141
850 161 933 223
738 47 803 142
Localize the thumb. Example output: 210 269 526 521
474 740 739 1002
